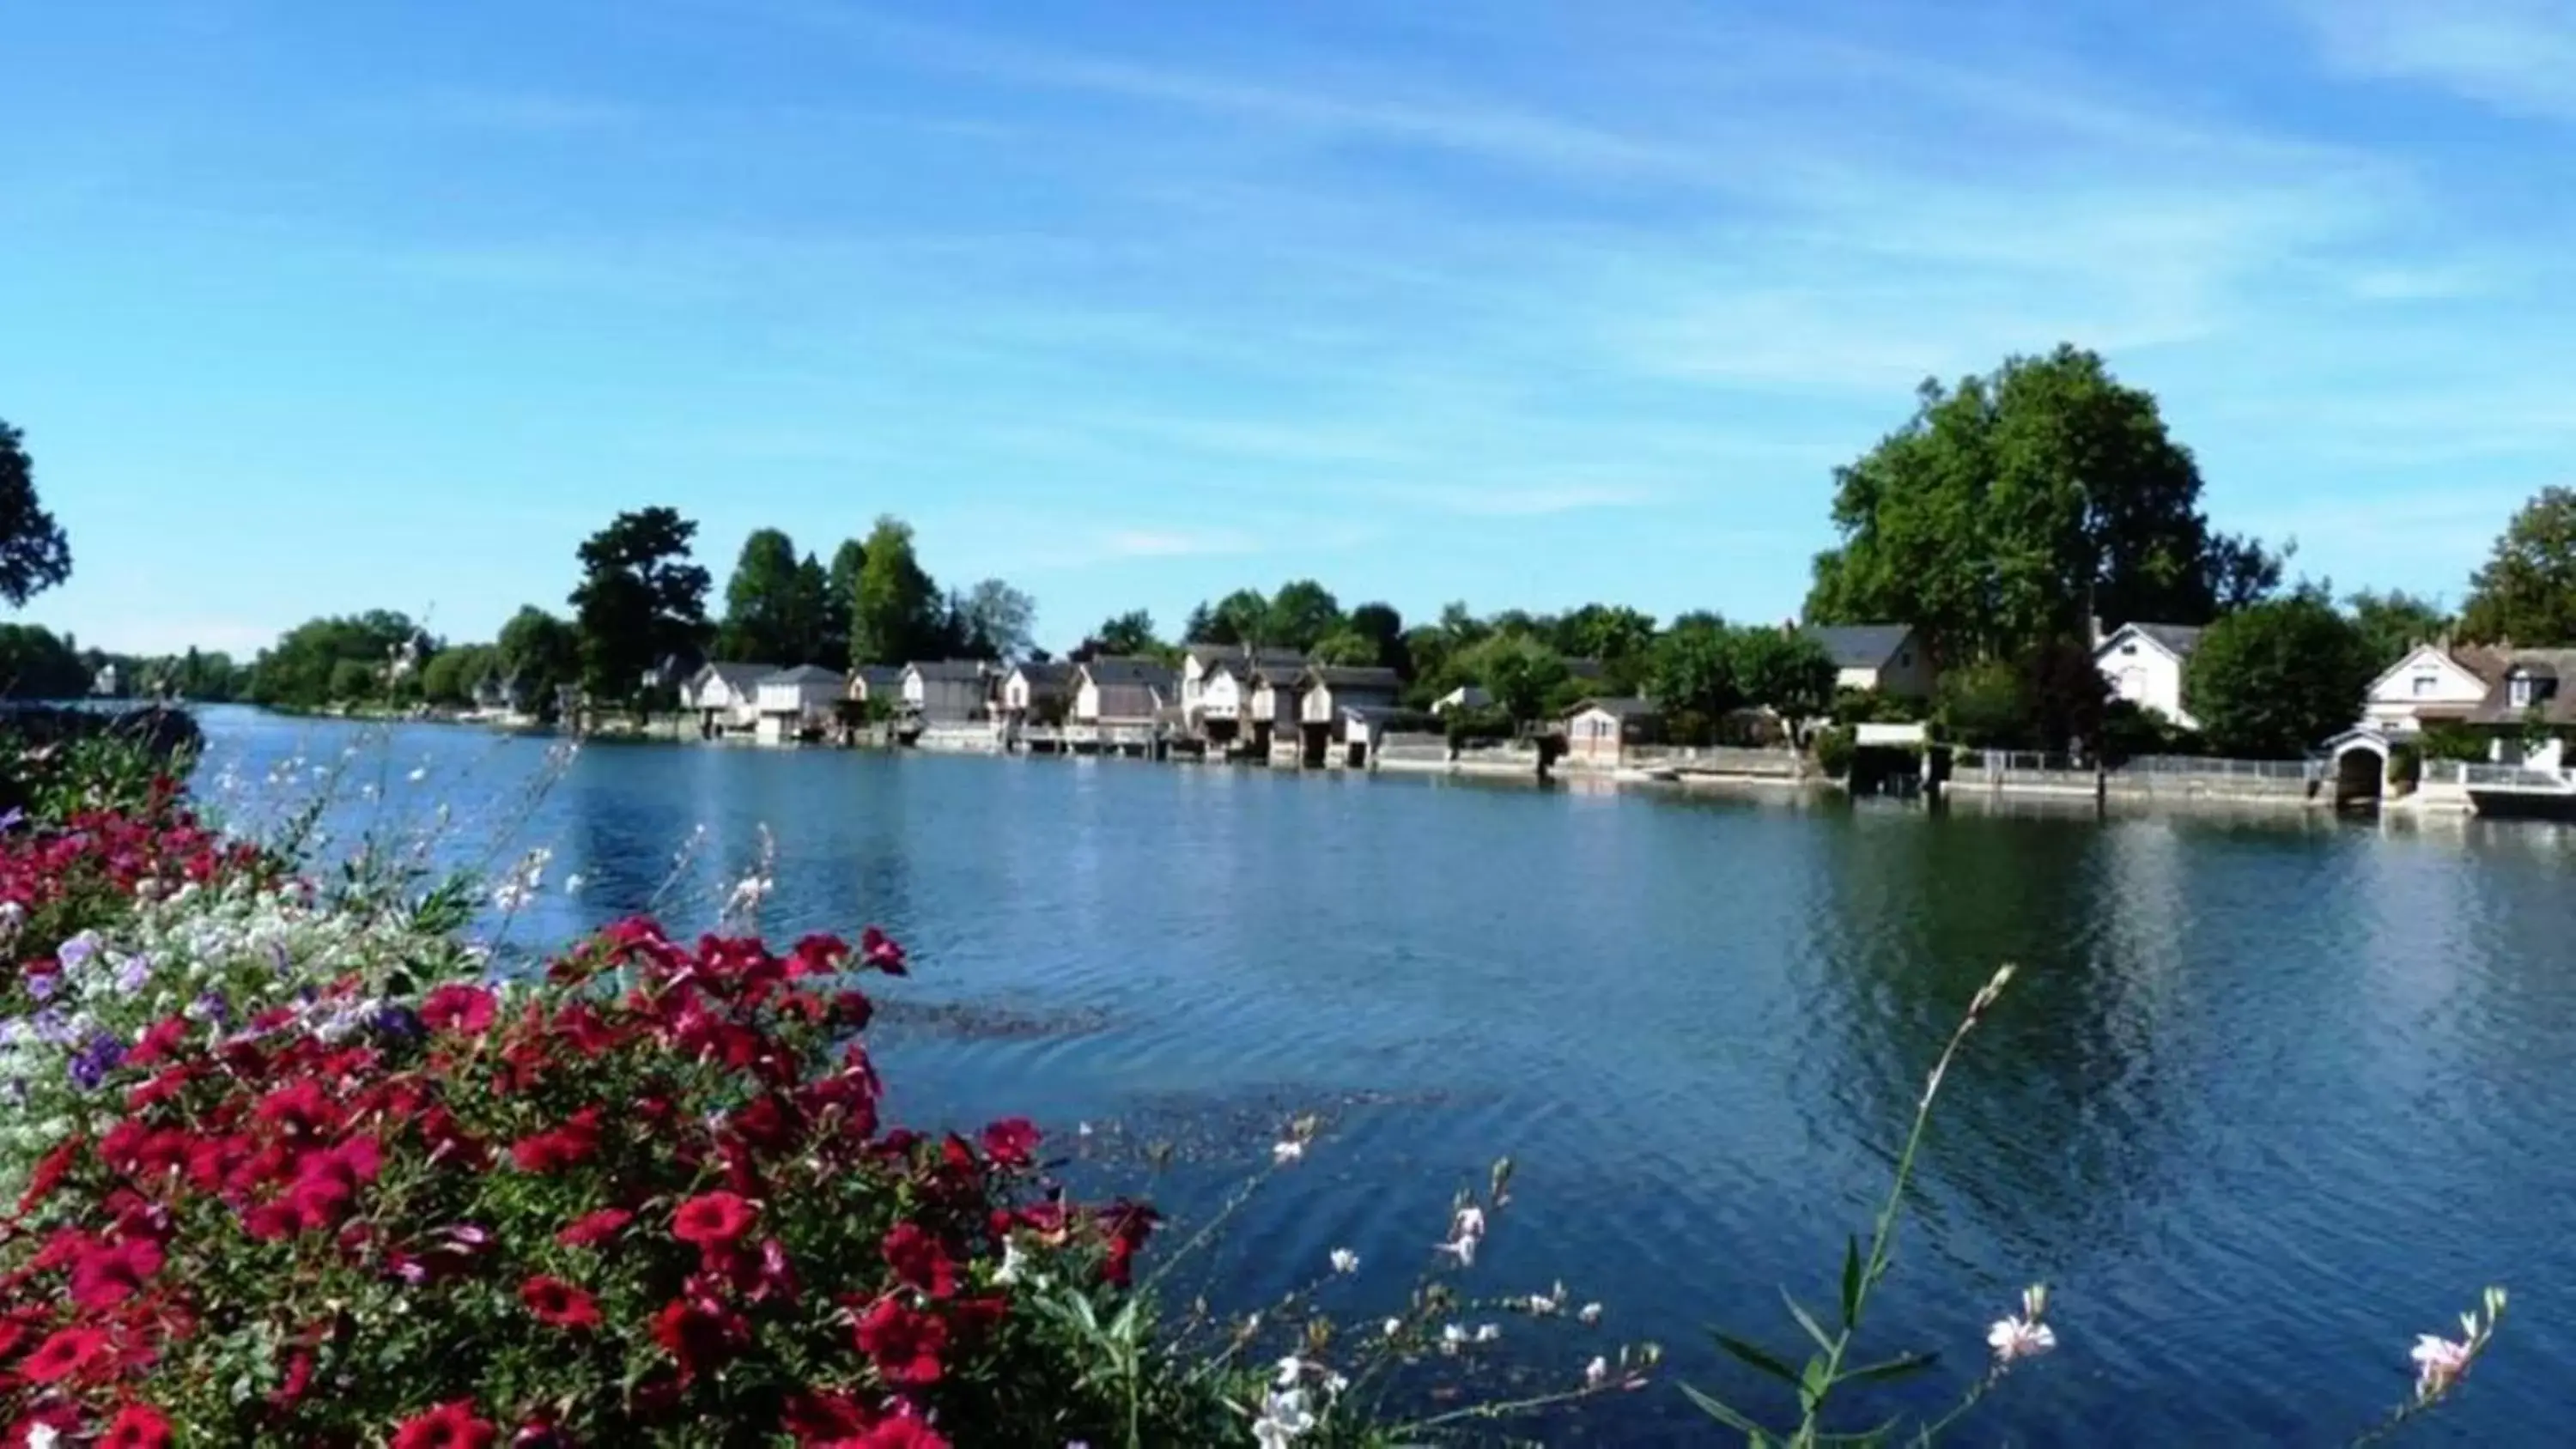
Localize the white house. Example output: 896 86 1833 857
1071 657 1176 725
2464 650 2576 769
753 665 845 744
683 662 773 733
2093 622 2206 731
1000 661 1072 720
1801 624 1935 698
902 661 991 722
2361 643 2504 736
1563 698 1663 765
1297 664 1402 724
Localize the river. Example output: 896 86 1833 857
188 706 2576 1445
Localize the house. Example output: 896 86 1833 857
88 662 119 698
2361 642 2506 737
2093 622 2206 731
683 663 774 734
470 670 531 715
753 665 845 744
1431 684 1492 715
2464 650 2576 769
1298 665 1402 724
1000 661 1072 721
1071 657 1176 726
902 661 993 722
1801 624 1935 698
1563 698 1663 765
1180 645 1306 743
641 646 706 697
1247 663 1309 757
846 664 904 708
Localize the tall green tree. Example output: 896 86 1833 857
2347 589 2452 669
1264 580 1343 653
497 606 580 712
849 517 943 667
0 421 71 608
1308 631 1380 667
789 555 833 664
1554 603 1658 665
947 579 1036 661
1345 603 1411 677
568 508 711 702
716 529 805 664
1647 618 1740 718
0 623 89 698
2187 591 2374 758
1190 589 1271 647
819 539 866 664
2458 488 2576 646
1094 610 1160 657
1463 635 1571 726
1729 628 1839 725
248 612 422 709
1806 346 2273 665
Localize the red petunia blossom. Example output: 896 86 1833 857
781 1389 873 1441
507 1106 605 1173
124 1016 191 1069
17 1134 84 1213
519 1276 603 1331
20 1325 111 1384
671 1191 757 1250
854 1297 948 1386
421 984 499 1036
879 1222 956 1299
100 1404 174 1449
979 1117 1040 1168
270 1349 316 1409
391 1400 500 1449
556 1207 633 1248
255 1079 343 1138
69 1238 166 1310
651 1296 747 1381
243 1198 310 1242
858 926 908 975
854 1416 951 1449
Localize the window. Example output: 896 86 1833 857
2412 674 2438 698
1897 651 1912 668
2510 676 2535 709
2119 642 2138 656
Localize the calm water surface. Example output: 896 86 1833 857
195 708 2576 1445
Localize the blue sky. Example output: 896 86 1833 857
4 0 2571 656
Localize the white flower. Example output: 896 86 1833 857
1328 1248 1359 1276
1579 1301 1603 1325
1272 1139 1304 1166
1273 1355 1305 1388
1584 1355 1611 1390
1987 1315 2057 1367
1433 1234 1479 1268
994 1238 1029 1287
1251 1385 1315 1447
1382 1318 1403 1339
1526 1284 1564 1315
1322 1372 1349 1397
1453 1205 1487 1240
563 873 586 894
1439 1324 1467 1356
2411 1334 2473 1401
1474 1323 1502 1343
408 767 428 783
27 1422 60 1449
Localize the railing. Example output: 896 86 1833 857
2461 763 2576 791
2123 754 2317 781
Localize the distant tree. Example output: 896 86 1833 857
2187 590 2375 758
1182 603 1217 644
1468 636 1571 727
1345 603 1410 677
1194 589 1271 647
1094 610 1160 657
950 579 1036 661
1647 619 1740 718
1937 659 2028 749
1554 603 1657 666
2019 637 2111 754
1730 628 1839 729
0 421 72 608
418 647 471 706
715 529 804 664
497 606 580 714
0 623 88 698
1308 631 1379 667
2207 532 2288 614
849 517 943 666
790 555 833 664
2347 589 2452 670
2458 488 2576 646
1264 580 1342 654
249 612 422 710
1806 346 2259 665
327 658 379 703
569 508 712 703
820 538 866 664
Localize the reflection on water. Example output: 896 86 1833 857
191 710 2574 1445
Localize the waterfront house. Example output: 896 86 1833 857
1248 662 1308 759
753 665 845 744
1181 645 1307 745
1000 661 1072 722
683 663 773 735
2361 642 2506 737
902 661 992 723
1563 698 1664 765
846 664 904 709
1071 657 1176 728
1293 665 1403 768
89 662 119 698
2093 622 2205 730
641 647 705 698
1801 624 1934 699
2464 650 2576 769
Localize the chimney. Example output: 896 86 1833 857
2087 615 2105 648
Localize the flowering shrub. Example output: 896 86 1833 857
0 919 1243 1446
0 794 275 974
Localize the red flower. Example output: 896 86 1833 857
17 1134 83 1213
880 1222 956 1299
556 1207 633 1248
508 1106 604 1173
125 1016 190 1069
519 1276 603 1331
20 1325 111 1384
650 1296 747 1381
781 1389 873 1441
421 984 498 1036
392 1400 500 1449
980 1118 1040 1168
271 1349 316 1409
854 1297 948 1386
255 1079 343 1138
855 1417 951 1449
100 1404 174 1449
69 1238 166 1310
671 1191 757 1250
858 926 908 975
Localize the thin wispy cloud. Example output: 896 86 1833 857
2290 0 2576 118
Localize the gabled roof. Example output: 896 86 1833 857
1801 624 1917 670
2096 622 2205 662
1564 696 1659 720
762 664 845 685
1302 664 1402 691
905 660 989 682
2470 650 2576 725
1011 661 1073 687
696 662 776 691
848 664 904 694
2368 642 2503 700
1079 657 1176 690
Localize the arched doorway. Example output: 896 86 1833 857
2325 729 2390 809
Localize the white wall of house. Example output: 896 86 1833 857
1201 670 1245 720
1072 678 1102 722
2097 629 2196 731
755 678 840 718
2362 646 2489 734
903 670 986 720
692 676 762 730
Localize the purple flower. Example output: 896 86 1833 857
112 953 152 995
31 1009 77 1046
0 807 24 832
56 932 100 973
25 973 58 1002
188 992 231 1027
368 1004 424 1041
68 1031 126 1090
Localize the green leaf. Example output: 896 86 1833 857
1800 1355 1832 1414
1710 1331 1803 1386
1680 1382 1773 1443
1841 1235 1863 1324
1842 1351 1938 1386
1782 1289 1838 1355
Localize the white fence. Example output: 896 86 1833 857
2460 762 2576 790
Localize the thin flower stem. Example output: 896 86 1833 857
1390 1380 1621 1434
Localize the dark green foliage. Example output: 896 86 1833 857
2458 487 2576 646
0 623 89 698
1730 629 1838 725
850 517 944 667
1264 580 1343 653
1346 603 1409 676
2187 591 2376 758
715 529 806 664
2389 741 2423 794
249 611 423 710
2421 721 2490 763
1091 610 1160 658
0 705 200 818
0 420 71 608
2348 590 2452 670
1813 725 1856 779
945 579 1036 661
569 507 712 702
497 606 580 718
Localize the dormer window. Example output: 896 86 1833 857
2510 673 2537 709
2412 674 2437 698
